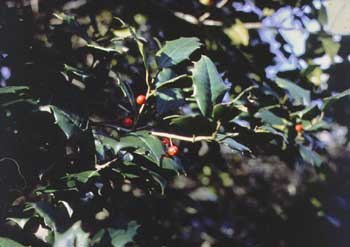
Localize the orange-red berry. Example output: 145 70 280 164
136 94 146 105
295 124 303 133
162 138 170 145
167 145 179 156
123 117 133 127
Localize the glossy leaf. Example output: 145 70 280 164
192 55 228 117
50 105 87 139
156 37 201 68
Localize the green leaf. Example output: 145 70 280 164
224 19 250 46
117 79 136 109
92 221 139 247
0 237 26 247
63 170 100 184
156 88 185 115
117 131 184 174
255 109 290 131
254 125 288 144
322 89 350 110
53 221 90 247
192 55 228 117
275 77 310 105
50 105 87 139
290 105 320 120
217 134 251 153
27 202 62 232
156 37 201 68
299 145 322 167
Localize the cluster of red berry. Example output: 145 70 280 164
121 94 179 156
162 137 179 156
121 94 147 128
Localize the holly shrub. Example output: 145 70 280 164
0 0 348 246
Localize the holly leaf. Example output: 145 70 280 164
117 131 184 174
27 202 64 232
155 69 188 89
192 55 228 117
53 221 90 247
255 109 290 131
275 77 310 105
50 105 87 139
156 37 201 68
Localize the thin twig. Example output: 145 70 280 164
151 121 230 143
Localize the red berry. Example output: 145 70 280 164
167 145 179 156
123 117 133 127
162 138 170 145
136 94 146 105
295 124 303 133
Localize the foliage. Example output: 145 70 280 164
0 0 348 246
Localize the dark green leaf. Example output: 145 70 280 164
217 134 251 153
50 105 87 139
117 131 184 173
192 55 228 117
27 202 62 232
255 109 290 130
156 88 185 115
156 37 201 68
